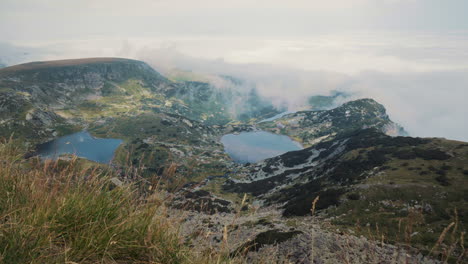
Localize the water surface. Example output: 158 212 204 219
37 131 122 163
221 131 302 163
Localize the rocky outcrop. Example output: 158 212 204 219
259 98 407 147
177 206 442 263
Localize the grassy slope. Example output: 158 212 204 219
222 130 467 260
284 132 468 258
0 139 269 264
0 139 187 263
328 137 468 254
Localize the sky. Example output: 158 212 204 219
0 0 467 141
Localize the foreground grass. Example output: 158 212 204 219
0 138 267 264
0 139 188 263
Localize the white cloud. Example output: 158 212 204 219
0 1 467 141
347 70 468 141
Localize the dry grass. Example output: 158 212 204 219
0 138 258 264
0 138 187 263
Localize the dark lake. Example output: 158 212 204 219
37 131 123 163
221 131 302 163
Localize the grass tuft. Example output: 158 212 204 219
0 138 186 263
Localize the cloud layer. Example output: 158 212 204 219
0 1 467 141
134 44 468 141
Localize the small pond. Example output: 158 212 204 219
37 131 123 164
221 131 302 163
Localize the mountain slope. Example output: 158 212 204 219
223 129 467 250
0 58 278 142
0 58 171 141
0 58 170 105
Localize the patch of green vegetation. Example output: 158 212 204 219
119 79 149 96
52 123 82 137
113 141 170 176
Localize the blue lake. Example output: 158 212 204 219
37 131 123 163
221 131 302 163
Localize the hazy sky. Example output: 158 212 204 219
1 0 468 41
0 0 467 141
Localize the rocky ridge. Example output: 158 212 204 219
259 98 407 147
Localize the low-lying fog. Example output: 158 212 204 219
1 0 467 141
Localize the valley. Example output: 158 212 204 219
0 58 466 263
